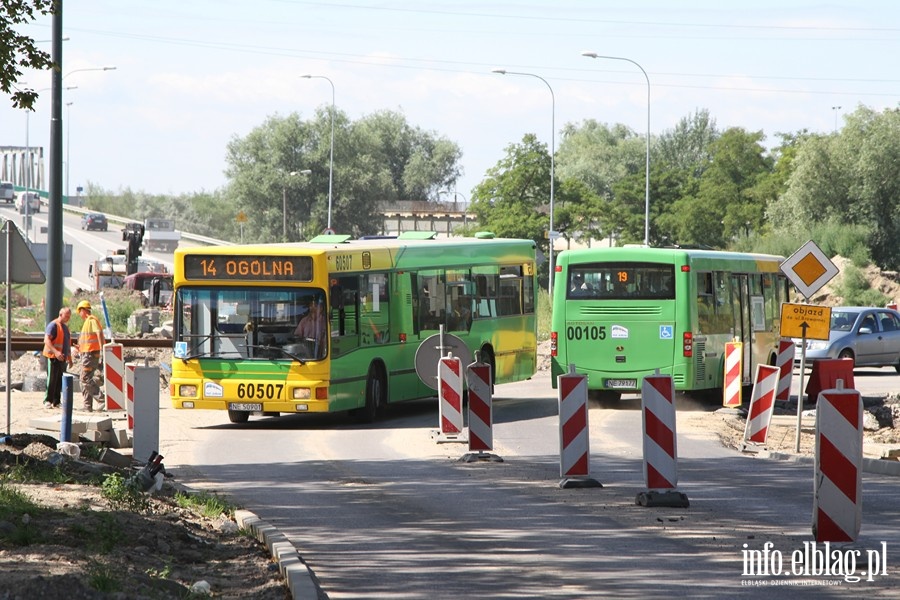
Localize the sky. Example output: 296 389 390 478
3 1 899 203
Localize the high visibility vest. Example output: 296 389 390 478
43 319 68 359
78 314 105 352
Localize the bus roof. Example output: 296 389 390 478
174 236 537 277
556 246 785 271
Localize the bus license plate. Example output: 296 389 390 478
606 379 637 389
229 402 262 412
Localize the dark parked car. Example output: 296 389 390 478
81 213 108 231
794 306 900 371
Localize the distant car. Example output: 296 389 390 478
795 306 900 371
81 213 108 231
17 191 41 213
0 181 14 204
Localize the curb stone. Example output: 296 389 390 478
235 509 320 600
760 450 900 477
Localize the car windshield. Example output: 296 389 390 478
831 311 857 332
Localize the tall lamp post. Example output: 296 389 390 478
831 106 842 133
283 169 312 241
300 74 335 231
46 64 116 323
581 52 651 246
438 190 469 233
492 69 556 298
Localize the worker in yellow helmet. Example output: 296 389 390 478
75 300 106 411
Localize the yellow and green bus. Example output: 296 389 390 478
171 232 537 423
550 247 790 402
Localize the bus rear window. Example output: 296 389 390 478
567 262 675 300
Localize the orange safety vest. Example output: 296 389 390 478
43 318 68 359
78 314 105 353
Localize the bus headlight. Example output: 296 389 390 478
292 388 311 400
178 384 198 397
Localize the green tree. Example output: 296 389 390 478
1 0 56 110
225 109 461 240
656 109 719 178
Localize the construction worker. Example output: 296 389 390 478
42 307 73 408
75 300 106 411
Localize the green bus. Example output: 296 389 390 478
171 232 537 423
550 247 790 402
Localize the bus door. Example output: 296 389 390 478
730 273 753 382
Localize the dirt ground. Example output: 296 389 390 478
0 351 290 599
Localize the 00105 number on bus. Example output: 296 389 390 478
237 382 284 400
567 324 607 341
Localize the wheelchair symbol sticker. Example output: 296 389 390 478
660 325 674 340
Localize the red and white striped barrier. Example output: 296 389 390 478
775 338 795 402
102 343 126 411
723 341 742 407
636 373 689 507
125 364 136 430
557 365 600 488
437 355 463 440
466 363 492 452
741 364 779 449
813 384 863 542
460 362 502 463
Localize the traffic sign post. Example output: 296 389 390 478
780 240 840 452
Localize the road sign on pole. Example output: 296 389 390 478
780 240 839 300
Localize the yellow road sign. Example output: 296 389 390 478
236 210 248 223
780 303 831 340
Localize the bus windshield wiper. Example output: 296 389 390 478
242 344 307 364
179 350 243 363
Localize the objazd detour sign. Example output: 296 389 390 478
780 303 831 341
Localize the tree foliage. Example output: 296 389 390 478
1 0 56 110
224 109 461 241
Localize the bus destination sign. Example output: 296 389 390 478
183 255 313 282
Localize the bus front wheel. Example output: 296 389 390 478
355 363 386 423
228 409 250 424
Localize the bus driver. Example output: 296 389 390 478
294 299 327 355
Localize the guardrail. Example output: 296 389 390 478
63 204 230 246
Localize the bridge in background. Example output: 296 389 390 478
0 146 45 191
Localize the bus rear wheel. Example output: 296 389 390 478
355 363 386 423
228 409 250 424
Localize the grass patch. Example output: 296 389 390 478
175 489 237 519
3 457 69 484
100 472 151 513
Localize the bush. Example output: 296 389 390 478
834 264 889 306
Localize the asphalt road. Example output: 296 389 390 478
158 369 900 599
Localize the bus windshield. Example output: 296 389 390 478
174 286 327 361
567 262 675 300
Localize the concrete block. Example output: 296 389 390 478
79 429 112 442
83 416 114 431
108 428 132 449
99 447 133 469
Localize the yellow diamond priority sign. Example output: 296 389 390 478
780 240 839 300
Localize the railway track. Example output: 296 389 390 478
3 335 173 352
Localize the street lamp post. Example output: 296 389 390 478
492 69 556 298
581 52 651 246
832 106 842 133
46 64 116 323
283 170 312 241
301 75 335 231
439 190 468 233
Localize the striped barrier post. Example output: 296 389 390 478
437 354 464 442
775 338 795 402
636 372 689 507
125 364 136 430
460 362 502 463
103 343 126 411
557 365 601 489
741 364 779 451
813 382 863 542
723 341 742 407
